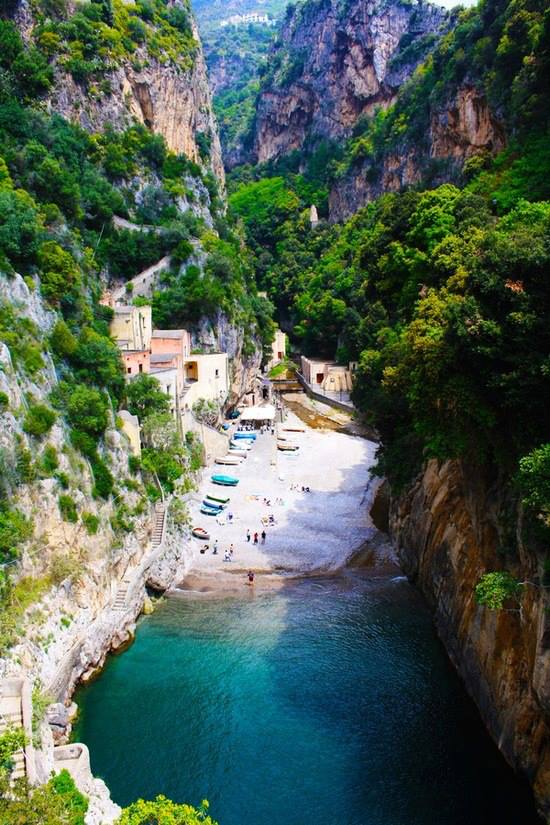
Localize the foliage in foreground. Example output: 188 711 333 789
117 796 217 825
0 766 87 825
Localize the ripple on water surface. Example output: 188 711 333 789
74 574 540 825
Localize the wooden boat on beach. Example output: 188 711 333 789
206 493 230 505
192 527 210 540
211 474 239 486
228 448 248 457
215 456 242 465
283 427 306 433
277 441 300 452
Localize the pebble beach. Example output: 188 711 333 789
179 400 385 593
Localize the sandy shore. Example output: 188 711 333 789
176 398 393 594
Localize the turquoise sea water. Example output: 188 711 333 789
74 574 540 825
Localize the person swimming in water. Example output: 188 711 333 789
247 570 255 585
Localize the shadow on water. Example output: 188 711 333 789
73 571 541 825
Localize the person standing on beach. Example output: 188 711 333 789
213 540 218 555
247 570 255 585
261 530 266 544
253 532 259 545
246 529 251 542
229 544 234 556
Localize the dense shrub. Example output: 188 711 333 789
67 385 109 438
126 373 170 419
91 456 114 499
58 494 78 523
0 767 88 824
0 507 32 563
23 403 56 438
39 444 59 475
37 241 81 306
117 796 217 825
82 512 100 535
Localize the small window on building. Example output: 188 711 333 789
127 367 132 374
215 369 219 378
139 363 143 373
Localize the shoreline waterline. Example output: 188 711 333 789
181 399 394 588
74 570 541 825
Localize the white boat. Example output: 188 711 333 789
277 441 299 452
215 456 242 465
228 448 248 458
230 439 252 450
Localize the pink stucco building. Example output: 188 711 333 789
121 349 150 378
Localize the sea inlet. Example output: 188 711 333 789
74 572 540 825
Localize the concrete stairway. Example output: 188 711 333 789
152 503 165 548
112 578 131 612
0 689 26 781
111 505 165 612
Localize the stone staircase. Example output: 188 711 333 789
0 682 28 782
112 578 131 612
111 504 166 612
152 503 166 548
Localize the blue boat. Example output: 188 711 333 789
200 505 220 515
233 432 256 440
211 474 239 486
202 499 224 511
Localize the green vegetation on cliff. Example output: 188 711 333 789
0 0 273 631
229 0 550 542
338 0 549 185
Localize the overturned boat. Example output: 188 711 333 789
230 439 252 450
206 493 230 505
211 474 239 486
277 441 299 452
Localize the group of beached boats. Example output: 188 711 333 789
277 426 304 452
193 425 305 538
214 431 257 466
197 489 233 521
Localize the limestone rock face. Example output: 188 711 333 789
391 459 550 821
251 0 447 164
195 312 262 405
430 86 506 160
329 86 506 221
10 1 224 187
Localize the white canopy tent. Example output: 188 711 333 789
240 404 276 422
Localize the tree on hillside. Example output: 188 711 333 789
126 374 170 420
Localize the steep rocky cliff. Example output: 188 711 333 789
251 0 448 164
390 459 550 820
0 274 193 697
9 0 225 186
329 84 506 220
